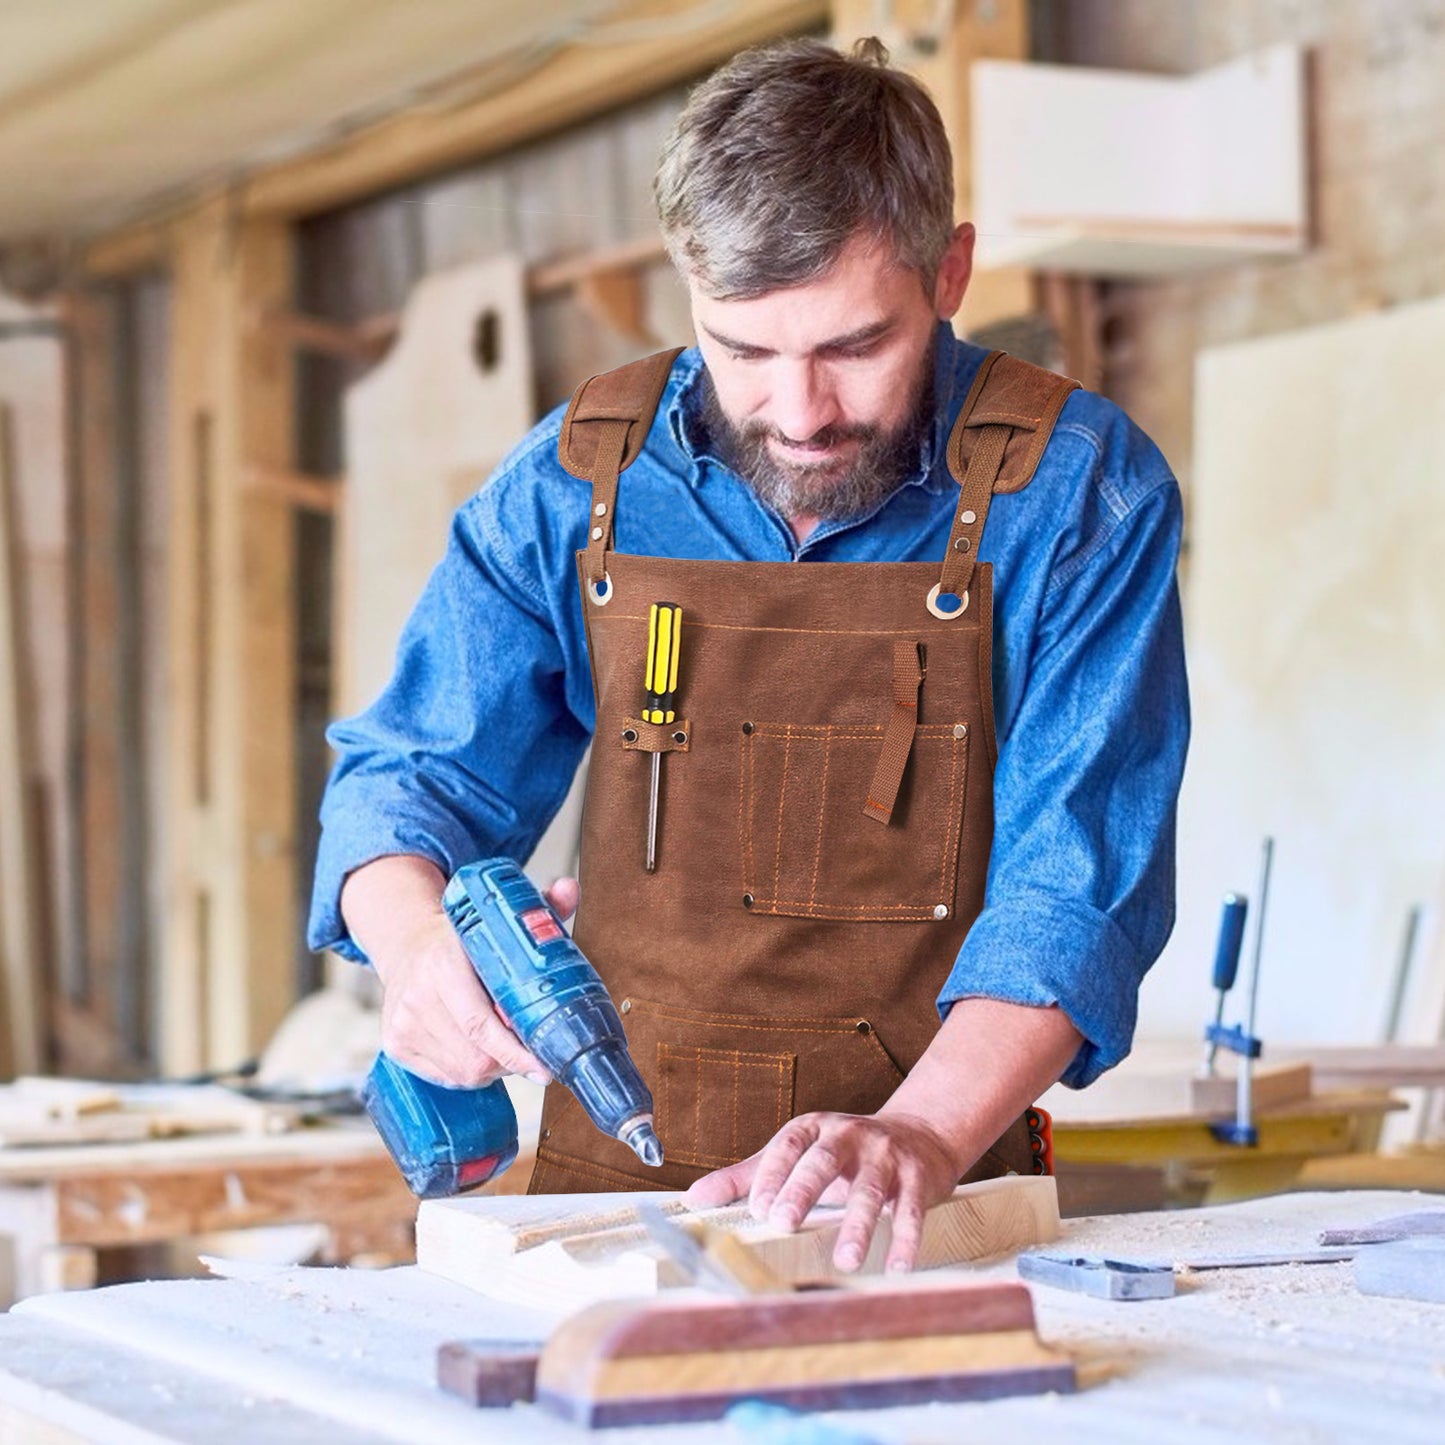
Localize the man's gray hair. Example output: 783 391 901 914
654 37 955 300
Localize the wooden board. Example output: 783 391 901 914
1151 294 1445 1049
417 1175 1060 1312
340 257 585 890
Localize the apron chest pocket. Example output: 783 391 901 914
737 722 969 922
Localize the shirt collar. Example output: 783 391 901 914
667 322 968 496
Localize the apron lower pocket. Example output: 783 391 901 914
738 721 969 921
622 995 908 1171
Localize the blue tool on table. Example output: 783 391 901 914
362 857 662 1198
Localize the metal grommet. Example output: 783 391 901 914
952 723 967 740
622 727 638 742
933 904 949 920
540 1128 551 1142
742 893 754 908
590 526 604 541
594 502 607 517
587 571 614 606
620 998 632 1014
952 536 971 553
672 730 687 744
855 1020 872 1035
926 584 969 620
961 509 977 524
741 721 754 735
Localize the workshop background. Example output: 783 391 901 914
0 0 1441 1112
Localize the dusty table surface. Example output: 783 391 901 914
2 1188 1444 1443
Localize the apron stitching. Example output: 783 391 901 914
942 733 962 902
773 725 794 900
593 616 971 640
692 1048 703 1155
753 898 945 912
808 729 832 907
730 1049 741 1156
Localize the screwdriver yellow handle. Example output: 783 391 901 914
644 602 682 725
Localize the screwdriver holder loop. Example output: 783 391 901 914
621 716 691 754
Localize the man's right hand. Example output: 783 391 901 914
340 855 577 1088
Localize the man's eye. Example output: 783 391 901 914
728 348 765 362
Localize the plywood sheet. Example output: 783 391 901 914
1144 295 1445 1047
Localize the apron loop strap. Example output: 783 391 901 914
937 422 1010 602
559 348 685 596
936 350 1081 606
863 641 925 825
582 419 630 589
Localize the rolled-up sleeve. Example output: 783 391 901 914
938 459 1189 1088
308 474 590 963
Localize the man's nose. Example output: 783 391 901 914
769 361 838 442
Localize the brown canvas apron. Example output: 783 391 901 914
528 348 1078 1195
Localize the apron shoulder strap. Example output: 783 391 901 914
560 348 685 591
935 351 1080 610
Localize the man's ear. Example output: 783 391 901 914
934 223 975 319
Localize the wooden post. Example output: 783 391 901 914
0 403 45 1078
831 0 1035 332
163 197 297 1073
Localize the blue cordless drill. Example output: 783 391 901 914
362 857 663 1198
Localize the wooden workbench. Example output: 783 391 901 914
1 1188 1443 1442
0 1120 418 1305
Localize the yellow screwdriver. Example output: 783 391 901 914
642 601 683 872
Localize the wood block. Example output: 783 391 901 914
532 1280 1074 1427
417 1176 1060 1311
1190 1061 1314 1116
438 1279 1074 1423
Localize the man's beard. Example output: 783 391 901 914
700 357 934 523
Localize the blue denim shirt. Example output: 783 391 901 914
310 326 1189 1088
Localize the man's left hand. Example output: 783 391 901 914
682 1111 962 1274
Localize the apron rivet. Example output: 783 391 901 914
933 904 950 920
742 893 754 908
591 526 604 541
594 502 607 516
741 721 754 735
541 1129 551 1141
962 509 977 524
855 1020 872 1035
952 536 971 553
953 724 967 739
620 998 632 1013
622 727 638 742
672 730 687 744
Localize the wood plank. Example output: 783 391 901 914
417 1175 1059 1310
161 199 297 1073
831 0 1034 331
0 400 44 1077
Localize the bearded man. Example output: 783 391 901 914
311 37 1189 1272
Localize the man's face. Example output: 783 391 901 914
689 227 973 522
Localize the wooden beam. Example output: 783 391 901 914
81 220 170 281
831 0 1034 331
253 0 833 222
162 198 297 1073
0 403 45 1077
